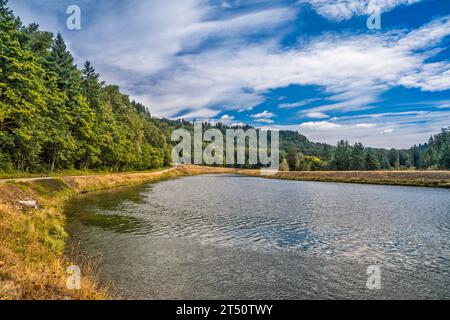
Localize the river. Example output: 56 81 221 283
65 174 450 299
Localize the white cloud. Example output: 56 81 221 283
207 114 242 126
176 108 220 120
72 0 297 77
221 114 235 121
14 2 450 121
142 15 450 118
238 106 254 112
398 16 450 50
251 110 275 119
299 121 375 130
353 123 377 129
301 0 422 21
279 98 321 109
305 112 329 119
399 62 450 92
264 110 450 148
299 121 343 130
255 118 275 124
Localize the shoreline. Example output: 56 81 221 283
2 167 450 189
239 170 450 188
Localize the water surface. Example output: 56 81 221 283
66 174 450 299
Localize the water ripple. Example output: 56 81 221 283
66 174 450 299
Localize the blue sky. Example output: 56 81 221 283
8 0 450 148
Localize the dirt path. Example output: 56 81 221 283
0 166 179 184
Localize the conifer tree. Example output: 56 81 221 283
82 61 101 110
366 150 381 170
47 34 99 169
351 142 366 170
46 33 82 93
23 23 53 58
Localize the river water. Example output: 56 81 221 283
65 174 450 299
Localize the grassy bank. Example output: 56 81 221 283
0 165 237 300
240 170 450 188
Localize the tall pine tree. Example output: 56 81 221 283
46 34 99 169
82 61 101 111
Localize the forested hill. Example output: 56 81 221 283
1 1 449 174
143 114 449 171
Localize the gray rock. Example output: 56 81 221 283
18 200 38 209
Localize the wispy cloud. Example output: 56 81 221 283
299 121 343 130
145 15 450 118
263 110 450 148
255 118 275 124
279 98 321 109
399 62 450 92
300 0 422 21
220 114 235 121
251 110 275 119
13 1 449 119
305 111 329 119
10 0 450 147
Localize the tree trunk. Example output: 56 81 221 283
50 153 56 173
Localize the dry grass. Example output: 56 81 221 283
0 201 108 300
0 174 111 299
175 165 238 175
241 170 450 188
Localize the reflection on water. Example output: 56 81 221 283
66 174 450 299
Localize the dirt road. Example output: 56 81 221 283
0 166 179 184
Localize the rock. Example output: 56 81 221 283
18 199 39 209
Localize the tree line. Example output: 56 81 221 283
281 129 450 171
